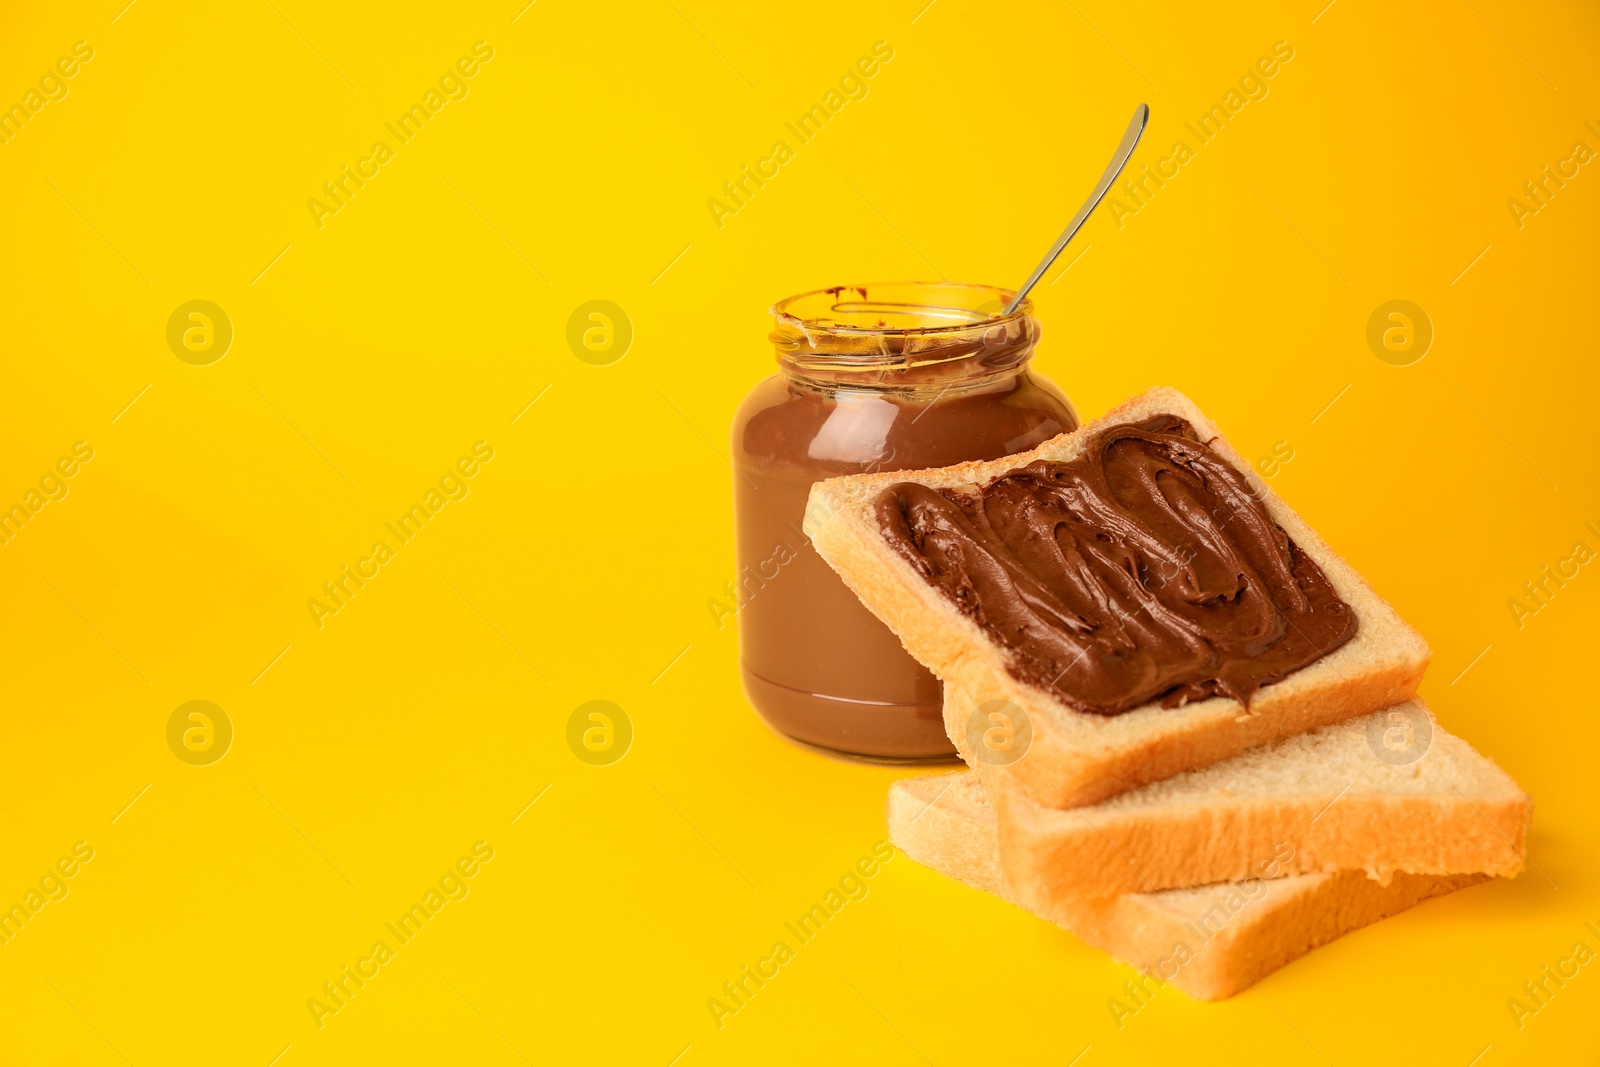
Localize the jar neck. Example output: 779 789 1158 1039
777 351 1036 399
769 281 1041 398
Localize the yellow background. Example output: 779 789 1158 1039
1 0 1597 1062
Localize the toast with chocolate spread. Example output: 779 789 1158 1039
887 768 1487 1001
805 386 1430 808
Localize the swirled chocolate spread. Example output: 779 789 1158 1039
874 415 1356 716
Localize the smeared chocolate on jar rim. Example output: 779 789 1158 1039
874 415 1356 716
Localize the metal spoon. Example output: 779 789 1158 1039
1003 103 1150 314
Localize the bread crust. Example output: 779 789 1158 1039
887 771 1486 1000
807 386 1430 808
992 702 1532 900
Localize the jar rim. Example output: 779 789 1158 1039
770 281 1032 339
769 281 1040 384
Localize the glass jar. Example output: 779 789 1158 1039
730 282 1079 762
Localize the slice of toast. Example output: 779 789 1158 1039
805 386 1430 808
992 700 1531 899
888 770 1487 1000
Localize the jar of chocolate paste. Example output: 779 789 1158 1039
731 282 1078 762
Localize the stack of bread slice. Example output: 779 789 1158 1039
805 386 1531 999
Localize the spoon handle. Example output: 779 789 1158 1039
1004 103 1150 315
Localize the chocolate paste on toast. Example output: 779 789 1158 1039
874 415 1357 716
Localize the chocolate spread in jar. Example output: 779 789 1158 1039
733 282 1078 762
873 415 1357 716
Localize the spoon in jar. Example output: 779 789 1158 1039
1003 103 1150 315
